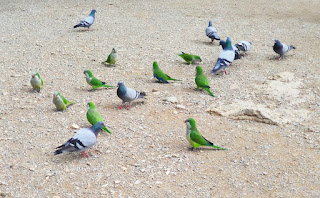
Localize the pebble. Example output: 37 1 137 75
175 104 185 109
163 96 178 104
71 124 79 129
134 180 141 185
114 180 121 184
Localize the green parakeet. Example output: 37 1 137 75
195 66 214 97
84 70 115 90
178 52 202 64
153 62 181 83
30 72 43 92
185 118 227 150
53 92 74 111
86 102 111 134
102 48 118 65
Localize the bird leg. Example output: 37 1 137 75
80 151 89 158
224 69 228 75
278 56 282 60
127 104 132 109
118 105 124 109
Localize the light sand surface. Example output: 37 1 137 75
0 0 319 197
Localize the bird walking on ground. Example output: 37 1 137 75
74 9 96 30
212 37 235 75
53 92 74 111
235 40 252 56
153 62 181 83
195 66 214 97
84 70 115 90
54 121 105 157
205 20 220 43
178 52 202 65
86 102 112 134
273 39 295 60
185 118 227 150
117 81 146 109
219 40 241 60
30 72 43 92
102 48 118 66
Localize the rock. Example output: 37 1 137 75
71 124 79 129
134 180 141 185
175 104 185 109
152 89 158 92
163 96 178 104
114 180 121 184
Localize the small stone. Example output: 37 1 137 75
175 104 185 109
71 124 79 129
114 180 121 184
134 180 141 185
163 96 178 104
152 89 158 92
155 181 162 185
121 167 127 171
263 172 268 175
2 92 8 96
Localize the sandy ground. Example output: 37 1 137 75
0 0 320 197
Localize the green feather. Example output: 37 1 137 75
153 62 181 83
178 52 202 64
84 70 115 90
86 102 112 134
195 66 215 97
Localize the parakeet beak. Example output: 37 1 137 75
184 120 187 123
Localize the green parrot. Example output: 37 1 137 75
102 48 118 65
84 70 115 90
86 102 111 134
153 62 181 83
52 92 74 111
195 66 214 97
30 72 43 92
185 118 227 150
178 52 202 64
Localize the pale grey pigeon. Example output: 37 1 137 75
54 121 104 157
235 40 252 56
117 81 146 109
74 9 96 30
212 37 235 75
205 20 220 43
273 39 295 60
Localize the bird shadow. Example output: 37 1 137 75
192 39 218 46
187 147 227 152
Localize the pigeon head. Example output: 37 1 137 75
117 81 124 87
225 37 233 50
208 20 212 27
153 62 159 69
90 9 96 16
87 102 96 109
91 121 105 135
274 39 281 45
196 66 203 74
219 40 227 49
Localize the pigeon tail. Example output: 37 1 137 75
54 149 63 155
290 45 296 50
139 92 146 98
74 24 80 28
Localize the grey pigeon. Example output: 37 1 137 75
74 9 96 30
117 81 146 109
205 20 220 43
219 40 241 60
54 121 104 157
212 37 235 75
273 39 295 60
235 40 252 56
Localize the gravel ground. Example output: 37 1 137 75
0 0 319 197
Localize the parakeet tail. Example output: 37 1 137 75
204 88 215 97
103 126 112 134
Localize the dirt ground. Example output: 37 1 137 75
0 0 319 197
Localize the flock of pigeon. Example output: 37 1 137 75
29 9 296 158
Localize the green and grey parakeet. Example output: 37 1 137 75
195 66 214 97
178 52 202 64
86 102 111 134
102 48 118 65
153 62 181 83
30 72 43 92
84 70 115 90
53 92 74 111
185 118 227 150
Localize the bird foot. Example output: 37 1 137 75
127 105 132 109
224 69 229 75
278 57 282 60
80 152 89 158
118 105 124 109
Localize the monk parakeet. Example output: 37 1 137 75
102 48 118 65
153 62 181 83
53 92 74 111
195 66 214 97
178 52 202 64
86 102 111 134
54 121 104 158
30 72 43 92
185 118 227 150
84 70 115 90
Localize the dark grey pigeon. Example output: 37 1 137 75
117 81 146 109
273 39 295 60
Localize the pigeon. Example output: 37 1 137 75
185 118 227 150
84 70 115 90
211 37 235 75
102 48 118 65
178 52 202 64
235 40 252 56
153 62 181 83
195 66 214 97
52 92 74 111
86 102 111 134
74 9 96 30
205 20 220 43
273 39 295 60
117 81 146 109
219 40 241 60
30 72 43 92
54 121 105 157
